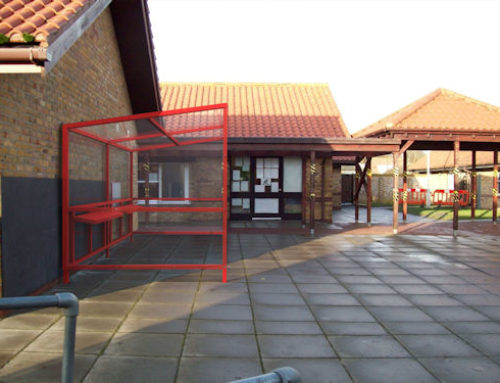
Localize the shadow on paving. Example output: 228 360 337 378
1 233 500 382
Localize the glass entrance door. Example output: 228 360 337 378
254 158 281 217
230 156 303 220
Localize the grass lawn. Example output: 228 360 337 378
393 206 499 220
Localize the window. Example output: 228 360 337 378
138 162 190 204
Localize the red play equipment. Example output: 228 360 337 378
61 104 228 283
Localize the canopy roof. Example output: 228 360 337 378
353 89 500 151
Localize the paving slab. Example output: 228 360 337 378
263 358 352 383
329 335 410 358
82 355 177 383
176 357 261 383
258 335 336 358
255 320 322 335
419 357 500 383
311 306 376 322
25 330 112 354
368 307 434 323
344 358 438 383
188 319 254 334
0 329 42 352
0 352 96 383
183 334 258 358
104 333 184 357
397 334 481 357
320 322 387 335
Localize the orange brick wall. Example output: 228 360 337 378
0 8 133 297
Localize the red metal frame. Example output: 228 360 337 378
61 104 228 283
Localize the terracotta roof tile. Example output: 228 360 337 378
0 0 93 45
159 83 350 139
354 88 500 138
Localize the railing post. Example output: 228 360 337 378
228 367 301 383
0 293 79 383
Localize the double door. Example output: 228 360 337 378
230 156 302 220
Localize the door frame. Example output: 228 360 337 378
230 155 302 220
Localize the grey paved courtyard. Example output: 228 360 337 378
1 232 500 382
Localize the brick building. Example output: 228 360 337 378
0 0 160 297
159 83 351 223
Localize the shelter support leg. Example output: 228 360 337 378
471 151 476 219
392 152 399 234
403 151 408 222
309 151 316 236
494 150 498 225
367 158 372 227
453 141 460 237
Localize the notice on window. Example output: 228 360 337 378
242 198 250 209
255 184 265 193
232 198 242 206
232 170 240 181
271 182 279 192
240 181 249 192
232 181 240 192
242 158 250 171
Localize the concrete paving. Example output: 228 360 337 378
1 232 500 382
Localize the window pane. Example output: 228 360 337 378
284 157 302 192
162 163 185 198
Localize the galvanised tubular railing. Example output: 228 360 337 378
228 367 302 383
0 293 79 383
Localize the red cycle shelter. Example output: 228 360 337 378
61 104 228 283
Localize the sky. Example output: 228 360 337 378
148 0 500 134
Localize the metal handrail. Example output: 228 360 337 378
0 293 79 383
228 367 302 383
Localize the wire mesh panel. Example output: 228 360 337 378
61 105 228 283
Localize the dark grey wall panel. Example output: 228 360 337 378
1 177 61 297
1 177 105 297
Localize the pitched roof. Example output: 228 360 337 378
160 82 350 138
354 88 500 138
0 0 95 46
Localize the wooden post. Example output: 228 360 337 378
393 152 399 234
453 141 460 237
321 158 326 221
471 151 476 219
354 159 360 223
309 151 316 235
366 158 372 226
301 155 307 228
403 151 408 222
494 150 498 225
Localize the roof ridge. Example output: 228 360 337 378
439 88 500 115
352 88 443 137
383 88 442 128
